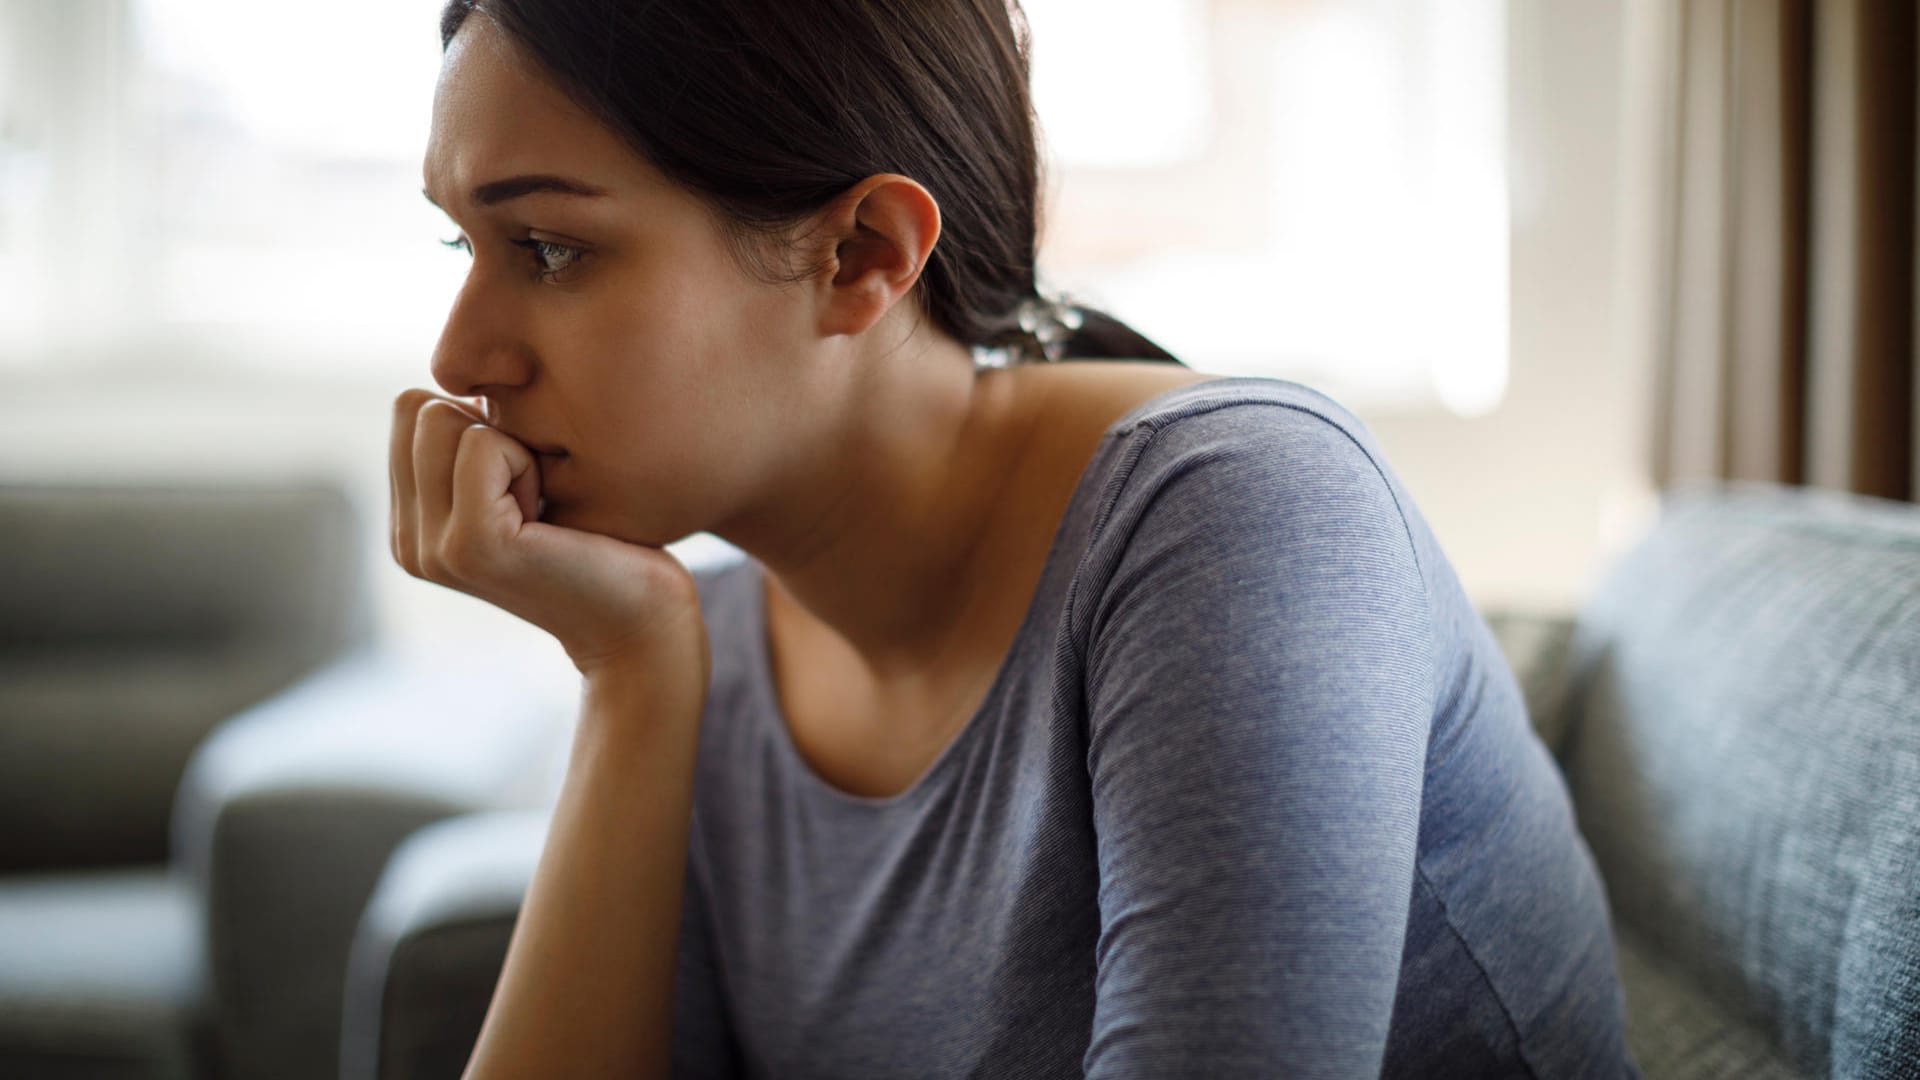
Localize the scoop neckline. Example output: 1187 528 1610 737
744 471 1085 810
744 373 1263 809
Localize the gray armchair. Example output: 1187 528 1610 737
173 648 569 1080
0 482 369 874
0 481 369 1078
0 482 573 1080
340 810 548 1080
344 485 1920 1079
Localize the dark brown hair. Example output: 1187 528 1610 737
438 0 1181 365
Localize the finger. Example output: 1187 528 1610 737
413 400 479 570
448 422 540 573
451 418 541 530
392 391 483 575
507 447 542 525
389 449 399 568
389 389 437 574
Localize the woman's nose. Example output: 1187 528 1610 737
429 280 534 398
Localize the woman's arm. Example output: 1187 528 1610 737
385 390 720 1076
462 662 708 1080
1079 406 1436 1077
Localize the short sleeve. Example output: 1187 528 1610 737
1079 406 1436 1077
671 829 744 1079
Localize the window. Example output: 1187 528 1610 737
1027 0 1509 416
0 0 457 376
2 0 1507 415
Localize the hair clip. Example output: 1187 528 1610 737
1009 294 1085 363
973 292 1085 369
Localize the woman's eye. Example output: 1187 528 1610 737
441 234 472 255
512 238 585 282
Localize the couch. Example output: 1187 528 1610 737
342 484 1920 1078
6 483 1914 1078
1536 485 1919 1077
0 483 571 1080
0 481 368 1077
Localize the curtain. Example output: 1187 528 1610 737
1652 0 1917 503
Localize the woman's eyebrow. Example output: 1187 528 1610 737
421 174 610 210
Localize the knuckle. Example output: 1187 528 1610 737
413 400 451 435
391 535 421 578
392 388 433 421
416 399 480 446
454 419 493 456
424 397 481 426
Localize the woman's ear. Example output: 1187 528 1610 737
809 173 941 339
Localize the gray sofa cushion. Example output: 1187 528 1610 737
0 482 369 871
1558 484 1920 1077
1484 610 1578 758
0 483 366 653
341 810 548 1080
174 650 568 1080
1611 931 1797 1079
0 866 209 1079
0 645 345 874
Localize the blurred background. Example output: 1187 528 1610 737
1 0 1665 666
4 2 1918 1078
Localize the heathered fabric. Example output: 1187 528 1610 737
672 376 1639 1078
1555 487 1920 1078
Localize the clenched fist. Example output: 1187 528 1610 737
388 388 710 688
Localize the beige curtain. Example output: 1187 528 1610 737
1652 0 1918 502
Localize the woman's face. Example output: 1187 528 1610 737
422 15 821 546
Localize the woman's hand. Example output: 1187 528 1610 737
389 389 710 687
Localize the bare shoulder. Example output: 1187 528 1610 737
1010 359 1226 441
982 359 1228 553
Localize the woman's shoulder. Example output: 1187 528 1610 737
1084 373 1408 530
1017 363 1385 496
1064 368 1448 640
1092 370 1375 447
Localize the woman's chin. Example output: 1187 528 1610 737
542 500 595 526
539 500 669 548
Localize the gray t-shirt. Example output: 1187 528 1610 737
672 376 1637 1078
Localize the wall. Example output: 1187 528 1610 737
1360 0 1667 613
0 0 1668 660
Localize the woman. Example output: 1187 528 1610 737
390 1 1640 1076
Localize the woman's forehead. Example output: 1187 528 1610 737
424 15 655 210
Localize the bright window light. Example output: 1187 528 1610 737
5 0 1507 416
1025 0 1212 170
1028 0 1509 416
134 0 441 160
